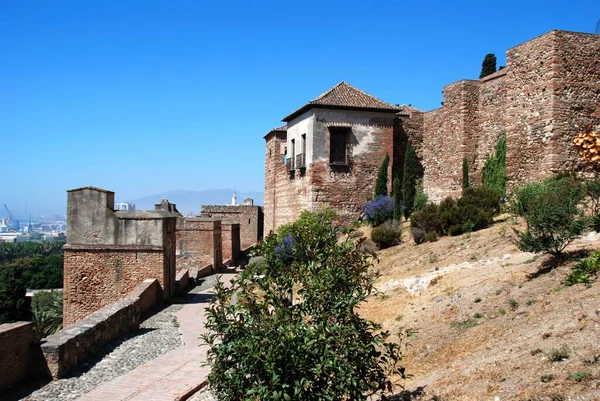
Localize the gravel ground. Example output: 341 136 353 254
5 302 184 401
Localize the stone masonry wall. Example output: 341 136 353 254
63 246 165 325
0 322 35 391
42 279 158 379
175 218 222 278
221 222 240 266
264 131 287 234
200 205 263 250
422 30 599 201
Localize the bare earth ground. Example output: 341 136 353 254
358 216 600 401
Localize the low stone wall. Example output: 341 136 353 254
176 269 189 291
41 279 158 379
0 322 36 391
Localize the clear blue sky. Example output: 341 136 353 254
1 0 598 216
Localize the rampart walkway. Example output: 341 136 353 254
75 271 236 401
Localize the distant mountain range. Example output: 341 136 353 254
131 189 264 214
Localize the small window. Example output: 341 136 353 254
329 128 348 165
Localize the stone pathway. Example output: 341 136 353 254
17 303 184 401
74 270 236 401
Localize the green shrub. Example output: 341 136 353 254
547 345 570 362
462 157 469 191
459 186 501 215
591 212 600 232
32 291 63 338
410 203 442 244
568 371 592 382
564 250 600 285
413 189 428 213
482 133 507 197
371 220 402 249
586 177 600 215
392 175 403 221
515 176 587 256
203 210 406 400
375 153 389 197
402 143 423 219
0 265 31 324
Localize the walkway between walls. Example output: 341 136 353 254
75 270 238 401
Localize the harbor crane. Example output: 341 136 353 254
3 204 19 231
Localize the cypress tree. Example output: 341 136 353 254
393 175 403 221
462 157 469 191
375 153 390 197
479 53 497 79
402 143 423 219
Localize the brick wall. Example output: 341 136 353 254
0 322 35 391
63 246 166 325
264 130 288 235
200 205 263 250
421 30 600 201
42 280 158 379
175 218 222 278
221 222 240 266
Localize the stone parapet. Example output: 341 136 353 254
41 279 158 379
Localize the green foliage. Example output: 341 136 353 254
0 266 31 324
586 177 600 215
479 53 497 78
32 291 63 338
371 220 402 249
375 153 390 197
481 133 507 197
449 317 478 329
402 143 423 219
0 241 64 289
564 250 600 285
203 210 406 401
410 203 443 244
413 188 428 213
568 371 592 382
411 187 499 243
392 175 403 221
590 212 600 232
462 157 469 191
514 176 587 256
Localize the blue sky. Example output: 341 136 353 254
1 0 598 216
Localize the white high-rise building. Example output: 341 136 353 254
115 202 136 211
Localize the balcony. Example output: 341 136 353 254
296 153 306 169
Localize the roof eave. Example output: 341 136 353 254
283 104 401 123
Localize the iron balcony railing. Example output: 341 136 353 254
296 153 306 169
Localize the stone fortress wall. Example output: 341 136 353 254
420 30 600 202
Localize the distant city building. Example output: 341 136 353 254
229 190 238 206
115 202 136 211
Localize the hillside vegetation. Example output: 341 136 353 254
359 218 600 400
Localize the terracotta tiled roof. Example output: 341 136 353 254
263 124 287 139
283 82 401 122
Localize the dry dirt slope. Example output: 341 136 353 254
359 217 600 401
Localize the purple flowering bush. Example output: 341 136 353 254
362 196 395 226
274 233 295 263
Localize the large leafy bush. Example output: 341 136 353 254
514 176 587 256
481 133 507 197
410 186 500 244
362 196 395 227
203 210 406 400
